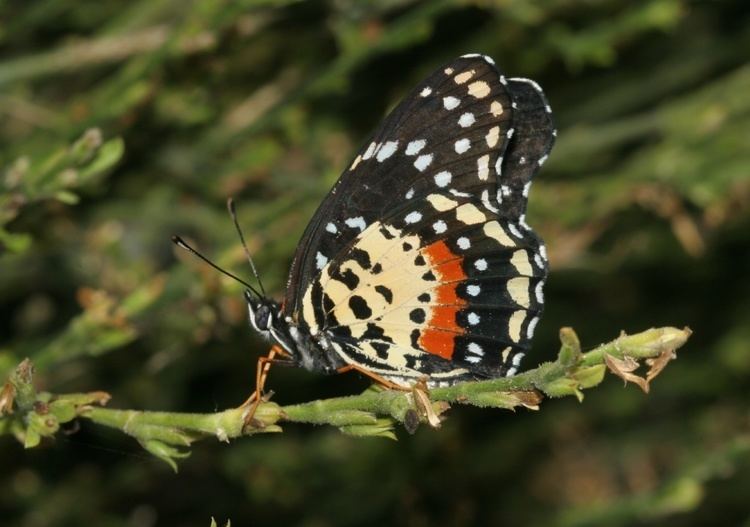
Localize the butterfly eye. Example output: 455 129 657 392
254 305 272 330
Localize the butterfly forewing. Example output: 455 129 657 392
284 55 555 386
284 56 515 313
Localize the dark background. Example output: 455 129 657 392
1 1 749 526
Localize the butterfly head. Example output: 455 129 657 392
244 289 277 335
242 289 294 353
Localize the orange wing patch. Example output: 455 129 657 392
418 240 467 359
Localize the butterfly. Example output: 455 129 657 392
177 53 555 398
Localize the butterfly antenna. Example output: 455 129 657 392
227 198 267 298
171 235 262 298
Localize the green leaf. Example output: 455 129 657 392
0 228 32 253
77 137 125 182
140 439 191 472
53 190 79 204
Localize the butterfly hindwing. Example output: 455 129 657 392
499 77 556 220
301 188 546 383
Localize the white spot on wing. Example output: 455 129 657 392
458 112 475 127
345 216 367 232
457 237 471 250
420 87 432 97
508 223 522 238
481 189 498 213
535 281 544 303
432 220 447 234
414 154 433 171
325 222 337 234
519 214 530 231
474 258 487 271
454 138 471 154
468 313 480 325
467 285 481 296
526 316 539 339
362 142 377 160
315 252 328 270
405 188 415 199
376 140 399 162
468 342 484 355
406 139 426 156
538 154 549 166
404 211 422 224
495 156 504 177
434 171 452 187
443 96 460 110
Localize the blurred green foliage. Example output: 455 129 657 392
1 0 749 526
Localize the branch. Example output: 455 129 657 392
0 326 690 470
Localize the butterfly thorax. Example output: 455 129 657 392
244 291 343 374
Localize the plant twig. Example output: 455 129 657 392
0 326 691 470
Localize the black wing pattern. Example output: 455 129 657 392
284 55 555 385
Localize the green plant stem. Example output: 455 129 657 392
2 326 691 469
83 326 689 439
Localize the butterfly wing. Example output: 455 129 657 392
284 55 514 312
285 56 555 384
501 77 556 220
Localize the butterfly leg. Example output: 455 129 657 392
336 363 410 391
411 377 442 428
240 344 291 429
